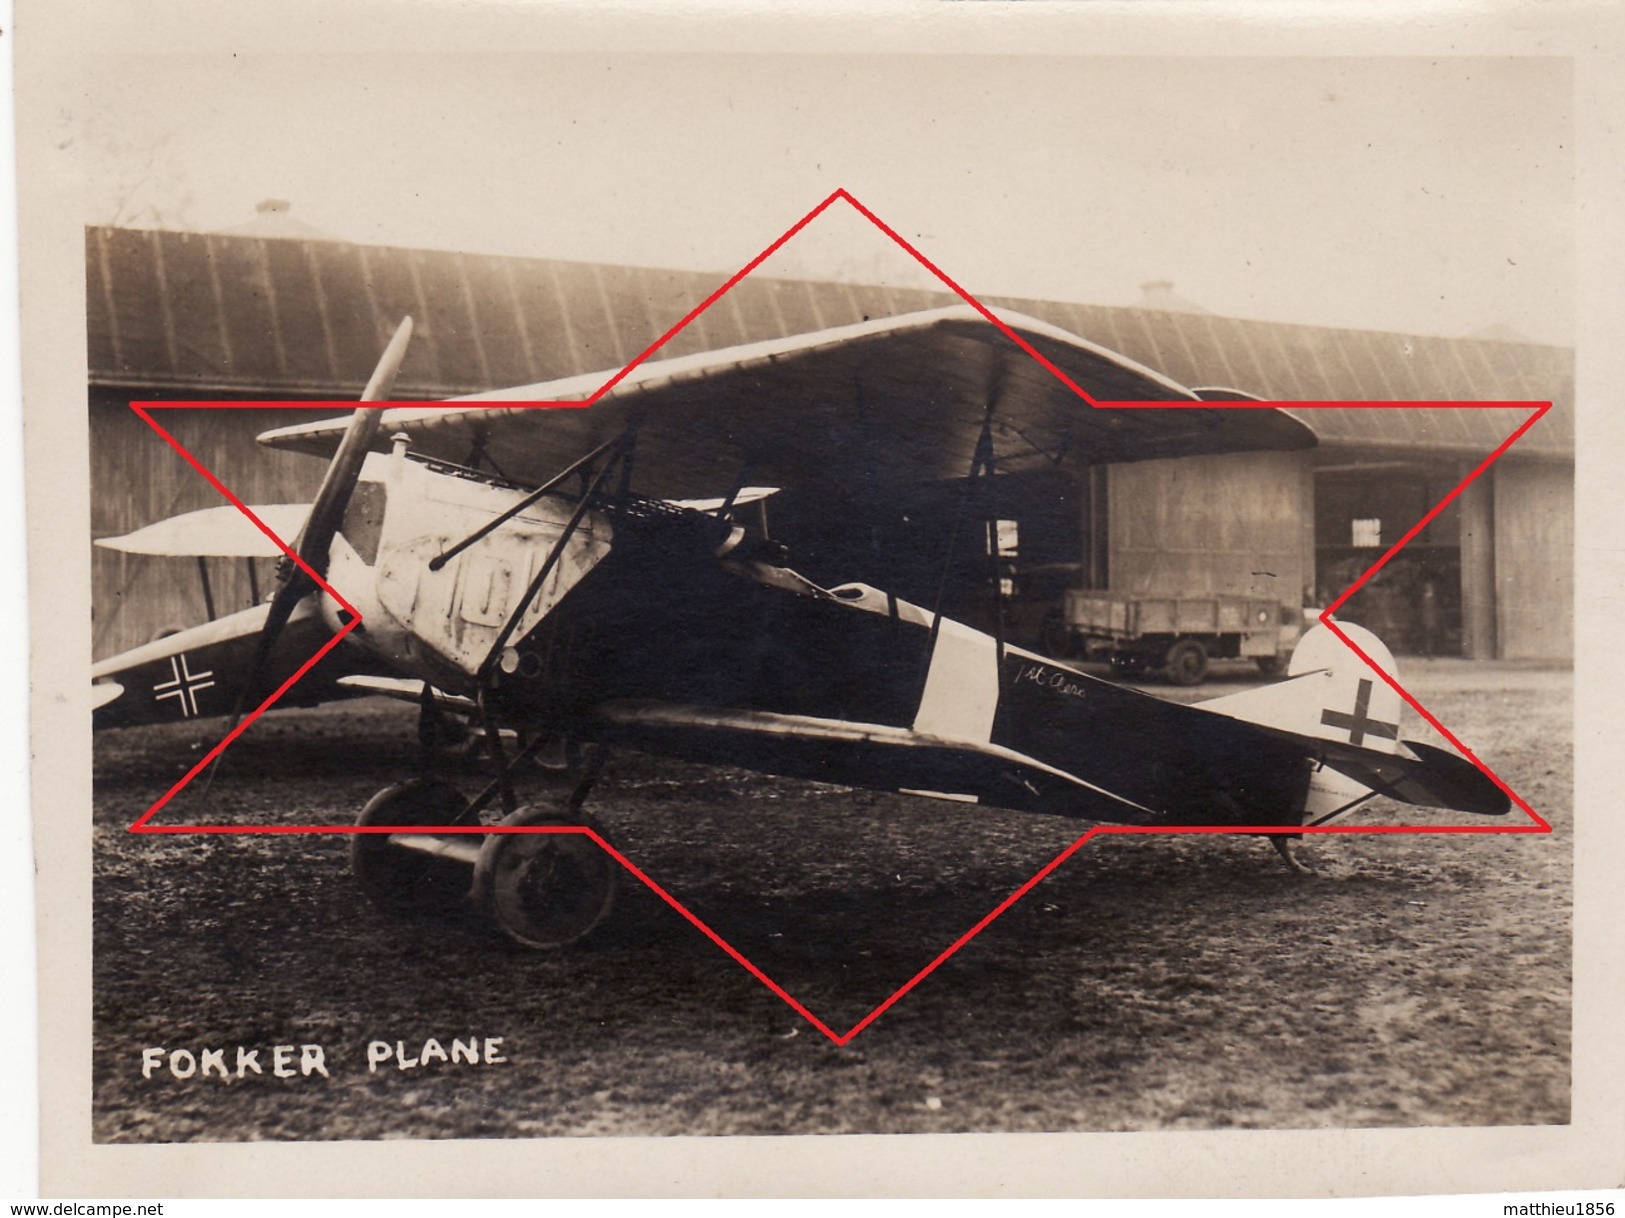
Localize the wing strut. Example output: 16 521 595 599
916 401 1009 703
978 420 1009 666
429 432 627 572
475 425 641 683
196 556 217 621
707 462 759 527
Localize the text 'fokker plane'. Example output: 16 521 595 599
93 307 1511 948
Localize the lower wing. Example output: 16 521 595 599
591 700 1164 822
590 698 1510 825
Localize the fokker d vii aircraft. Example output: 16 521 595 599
93 307 1511 948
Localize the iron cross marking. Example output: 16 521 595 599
152 653 216 719
1320 678 1400 747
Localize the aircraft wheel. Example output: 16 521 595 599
351 780 471 916
474 807 617 949
1163 638 1209 686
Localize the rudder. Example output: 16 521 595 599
1199 620 1407 823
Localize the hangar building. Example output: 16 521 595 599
86 225 1573 664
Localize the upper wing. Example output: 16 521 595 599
258 306 1314 498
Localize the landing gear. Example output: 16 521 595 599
417 697 479 760
351 725 618 947
351 780 474 916
475 807 617 949
417 693 581 779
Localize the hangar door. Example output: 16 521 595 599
1312 455 1473 657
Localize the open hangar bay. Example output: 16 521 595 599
88 222 1571 1138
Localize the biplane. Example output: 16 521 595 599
92 307 1510 948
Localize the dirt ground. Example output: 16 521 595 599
91 660 1571 1141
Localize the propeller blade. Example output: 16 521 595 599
200 317 414 797
289 314 415 583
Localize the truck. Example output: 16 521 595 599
1049 590 1301 685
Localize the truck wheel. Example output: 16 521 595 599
1163 639 1209 686
1255 655 1284 676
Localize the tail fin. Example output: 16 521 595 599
1201 620 1404 754
1200 621 1508 821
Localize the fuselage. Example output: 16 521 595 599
325 451 1313 828
94 449 1504 829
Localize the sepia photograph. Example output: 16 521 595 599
82 49 1572 1138
18 0 1620 1199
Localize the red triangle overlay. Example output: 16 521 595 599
119 189 1553 1045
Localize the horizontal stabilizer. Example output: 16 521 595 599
1321 738 1512 817
96 504 311 558
92 681 124 711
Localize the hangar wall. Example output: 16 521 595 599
1493 461 1574 661
91 391 326 659
86 226 1575 666
1106 450 1313 610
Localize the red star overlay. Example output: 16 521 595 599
118 188 1553 1045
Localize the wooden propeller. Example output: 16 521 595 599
217 317 415 770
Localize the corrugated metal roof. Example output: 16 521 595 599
85 226 1572 459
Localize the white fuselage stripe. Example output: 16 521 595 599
912 619 1001 744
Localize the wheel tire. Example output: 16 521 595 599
1254 654 1285 677
474 806 617 950
351 780 471 916
1163 638 1209 686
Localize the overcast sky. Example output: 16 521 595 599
81 52 1573 345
